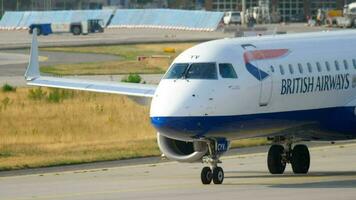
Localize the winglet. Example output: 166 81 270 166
25 29 40 81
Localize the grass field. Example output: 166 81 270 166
0 87 267 171
40 43 196 75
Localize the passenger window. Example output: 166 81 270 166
307 63 312 73
316 62 322 72
270 65 275 73
298 63 303 74
288 64 294 74
279 65 285 75
334 60 340 71
343 60 349 70
186 63 217 79
164 63 189 79
353 59 356 69
325 61 330 71
219 63 238 79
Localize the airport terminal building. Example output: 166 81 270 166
205 0 356 21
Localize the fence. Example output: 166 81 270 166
109 9 224 31
0 10 113 30
0 9 224 31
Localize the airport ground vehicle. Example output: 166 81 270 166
25 30 356 185
29 19 104 36
223 11 241 25
335 2 356 28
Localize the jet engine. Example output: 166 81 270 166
157 132 208 163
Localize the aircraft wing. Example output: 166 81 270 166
25 31 156 98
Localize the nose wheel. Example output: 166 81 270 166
201 167 213 184
200 139 225 185
212 167 224 184
201 166 224 185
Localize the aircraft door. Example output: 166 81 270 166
259 65 273 107
242 44 273 107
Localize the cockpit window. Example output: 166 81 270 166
164 62 217 80
219 63 238 78
185 63 217 79
164 63 189 79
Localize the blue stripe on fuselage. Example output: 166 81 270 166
151 107 356 140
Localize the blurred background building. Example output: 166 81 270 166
1 0 356 22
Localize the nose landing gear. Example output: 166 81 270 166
267 139 310 175
200 139 226 185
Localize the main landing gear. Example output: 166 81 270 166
200 140 225 185
267 141 310 174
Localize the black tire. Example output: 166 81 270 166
212 167 224 184
267 145 286 174
72 26 81 35
201 167 212 185
291 144 310 174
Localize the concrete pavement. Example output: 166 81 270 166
1 143 356 200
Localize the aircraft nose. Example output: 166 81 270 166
150 80 193 117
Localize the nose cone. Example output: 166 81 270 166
150 79 219 139
150 79 219 117
150 79 195 117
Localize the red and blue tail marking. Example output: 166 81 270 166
243 49 290 81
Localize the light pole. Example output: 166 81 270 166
242 0 246 24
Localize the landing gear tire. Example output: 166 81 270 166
291 144 310 174
267 145 286 174
201 167 212 184
212 167 224 184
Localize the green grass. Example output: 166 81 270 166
40 43 195 76
2 83 16 92
121 74 142 83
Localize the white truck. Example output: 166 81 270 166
223 11 242 25
336 2 356 28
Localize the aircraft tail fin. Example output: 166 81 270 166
24 29 40 81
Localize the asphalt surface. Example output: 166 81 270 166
0 28 232 49
1 143 356 200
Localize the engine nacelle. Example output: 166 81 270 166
157 132 208 163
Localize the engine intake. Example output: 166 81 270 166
157 132 208 163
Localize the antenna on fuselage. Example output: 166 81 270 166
241 44 256 49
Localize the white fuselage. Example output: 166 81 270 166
150 30 356 141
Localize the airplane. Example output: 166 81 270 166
25 30 356 185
